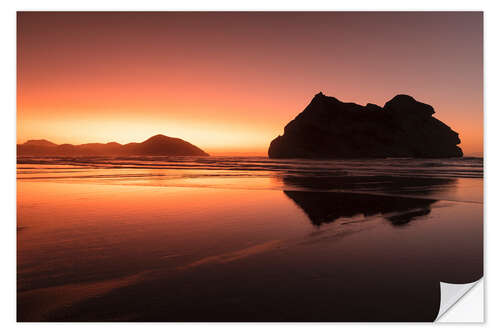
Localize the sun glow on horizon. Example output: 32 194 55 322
16 112 279 155
17 12 483 156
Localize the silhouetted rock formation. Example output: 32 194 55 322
17 134 209 157
268 92 463 158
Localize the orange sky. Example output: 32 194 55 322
17 12 483 156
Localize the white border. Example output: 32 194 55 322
2 1 497 331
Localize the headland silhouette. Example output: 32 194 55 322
17 134 209 157
269 93 463 158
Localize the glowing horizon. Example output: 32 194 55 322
17 12 483 156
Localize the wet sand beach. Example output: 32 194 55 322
17 157 483 321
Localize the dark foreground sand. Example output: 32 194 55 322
17 157 483 321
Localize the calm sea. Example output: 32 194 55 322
17 157 483 321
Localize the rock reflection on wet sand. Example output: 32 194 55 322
17 157 483 321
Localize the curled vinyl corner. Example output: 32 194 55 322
435 279 483 322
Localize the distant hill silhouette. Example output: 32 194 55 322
17 134 209 157
23 139 58 147
268 92 463 158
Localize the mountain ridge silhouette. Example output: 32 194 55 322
17 134 209 157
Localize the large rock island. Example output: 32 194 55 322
17 134 209 157
268 93 463 158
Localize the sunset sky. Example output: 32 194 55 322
17 12 483 156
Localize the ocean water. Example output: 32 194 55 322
17 156 483 321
